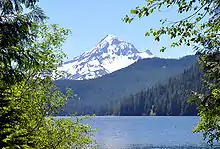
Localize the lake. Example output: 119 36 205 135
60 116 219 149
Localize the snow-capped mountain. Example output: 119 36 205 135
58 35 154 80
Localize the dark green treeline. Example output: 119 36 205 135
99 64 202 116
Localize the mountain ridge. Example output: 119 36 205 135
56 55 198 115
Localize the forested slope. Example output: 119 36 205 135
100 64 202 116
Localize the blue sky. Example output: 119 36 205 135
39 0 195 60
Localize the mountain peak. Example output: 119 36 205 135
105 34 117 39
58 35 154 80
97 34 120 45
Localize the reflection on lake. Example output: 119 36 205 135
59 116 220 149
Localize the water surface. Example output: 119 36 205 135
60 116 220 149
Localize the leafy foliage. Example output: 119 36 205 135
0 1 96 148
0 0 46 84
189 52 220 145
0 22 96 149
123 0 220 145
38 116 96 149
123 0 219 52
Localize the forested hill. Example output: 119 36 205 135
99 64 202 116
56 55 197 115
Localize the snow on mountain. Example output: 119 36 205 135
58 35 154 80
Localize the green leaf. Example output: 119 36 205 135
145 32 150 36
130 9 138 14
160 46 166 52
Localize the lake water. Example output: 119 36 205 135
60 116 220 149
